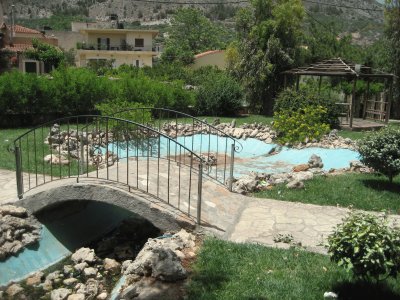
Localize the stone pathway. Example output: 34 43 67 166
1 165 399 254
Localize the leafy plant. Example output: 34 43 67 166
273 105 330 144
327 211 400 281
358 127 400 183
25 39 65 69
274 85 340 128
195 71 243 116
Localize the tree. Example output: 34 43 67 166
230 0 305 115
384 0 400 117
161 8 224 64
25 39 65 70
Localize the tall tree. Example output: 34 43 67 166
231 0 305 115
385 0 400 116
161 8 224 64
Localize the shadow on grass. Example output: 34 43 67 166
333 280 400 300
361 178 400 194
187 273 230 298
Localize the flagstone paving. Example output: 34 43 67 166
1 164 399 254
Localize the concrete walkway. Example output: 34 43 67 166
1 165 399 254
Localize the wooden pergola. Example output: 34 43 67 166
282 58 395 129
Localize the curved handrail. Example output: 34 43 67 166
110 107 243 153
14 115 203 161
13 115 205 224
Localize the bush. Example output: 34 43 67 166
327 212 400 281
96 100 152 124
50 67 111 114
195 72 243 116
274 86 340 128
273 105 330 144
358 127 400 183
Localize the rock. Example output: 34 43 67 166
308 154 323 169
6 284 24 297
64 265 73 275
174 250 185 259
74 262 88 272
125 247 187 282
286 180 305 189
85 278 99 297
26 271 44 286
42 279 53 291
0 205 27 217
103 258 121 275
292 164 309 172
46 271 61 282
83 267 98 277
324 291 338 299
292 171 314 182
71 248 96 264
74 283 86 295
63 278 78 286
51 288 72 300
119 285 139 299
67 294 85 300
96 292 108 300
1 240 23 255
119 277 182 300
212 118 220 126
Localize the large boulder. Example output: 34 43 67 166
308 154 323 169
71 247 96 264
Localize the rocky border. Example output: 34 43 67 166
0 205 41 261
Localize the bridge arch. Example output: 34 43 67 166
16 183 195 232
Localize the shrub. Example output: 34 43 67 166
358 127 400 183
273 105 330 144
96 100 152 124
50 67 111 114
195 72 243 116
274 86 340 128
327 212 400 281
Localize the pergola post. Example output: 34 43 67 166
350 78 357 129
362 79 369 120
318 76 322 94
296 75 300 91
386 78 393 124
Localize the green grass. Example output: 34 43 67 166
0 125 91 177
186 239 400 300
255 173 400 214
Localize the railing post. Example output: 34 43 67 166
15 146 24 199
229 143 235 192
79 133 85 177
197 163 203 225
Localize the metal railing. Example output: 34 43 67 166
110 107 243 190
13 115 204 224
78 43 158 52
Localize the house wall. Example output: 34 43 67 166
192 51 226 70
45 31 83 51
77 51 153 68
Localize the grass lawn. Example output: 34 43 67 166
254 173 400 214
187 239 400 300
0 125 90 177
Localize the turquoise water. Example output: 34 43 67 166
0 202 133 287
107 134 359 176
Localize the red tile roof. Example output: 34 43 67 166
194 50 224 59
13 25 43 35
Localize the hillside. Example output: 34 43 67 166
1 0 385 44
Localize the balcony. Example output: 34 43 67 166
77 43 158 52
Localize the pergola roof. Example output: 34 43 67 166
283 58 394 79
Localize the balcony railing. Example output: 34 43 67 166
77 43 158 52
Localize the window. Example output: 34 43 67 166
24 61 39 74
135 59 140 67
97 38 110 50
135 38 144 48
